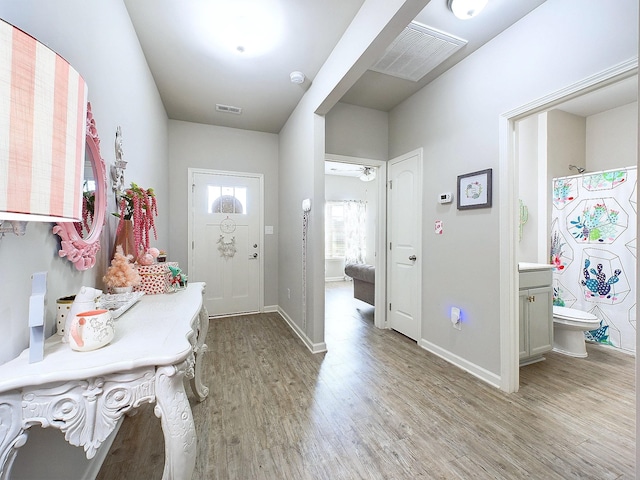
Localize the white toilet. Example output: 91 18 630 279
552 306 601 358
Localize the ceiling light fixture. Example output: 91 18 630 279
447 0 488 20
290 71 305 84
197 0 284 57
360 167 376 182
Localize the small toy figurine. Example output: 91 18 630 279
168 265 187 289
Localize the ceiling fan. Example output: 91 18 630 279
360 166 377 182
327 163 377 182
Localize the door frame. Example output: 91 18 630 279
188 167 265 314
387 148 423 341
498 59 637 393
325 154 388 329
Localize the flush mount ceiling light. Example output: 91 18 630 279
447 0 488 20
196 0 284 57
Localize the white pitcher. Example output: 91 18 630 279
63 286 102 343
69 309 115 352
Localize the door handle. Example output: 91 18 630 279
409 255 417 261
249 253 258 259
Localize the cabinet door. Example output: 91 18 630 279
527 286 553 357
519 291 529 360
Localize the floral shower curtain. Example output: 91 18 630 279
550 167 637 352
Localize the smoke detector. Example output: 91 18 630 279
290 71 305 84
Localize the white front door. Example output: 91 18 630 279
387 150 422 340
190 171 262 316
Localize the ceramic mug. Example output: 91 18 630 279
69 309 115 352
56 296 75 336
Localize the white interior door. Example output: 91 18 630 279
190 171 262 316
387 150 422 340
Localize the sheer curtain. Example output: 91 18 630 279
325 200 367 265
343 200 367 265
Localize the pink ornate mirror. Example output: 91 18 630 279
53 103 107 270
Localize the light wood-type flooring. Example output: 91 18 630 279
98 281 635 479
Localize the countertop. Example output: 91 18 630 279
518 262 554 272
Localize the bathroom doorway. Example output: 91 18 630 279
500 62 638 392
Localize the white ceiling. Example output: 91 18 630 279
123 0 549 134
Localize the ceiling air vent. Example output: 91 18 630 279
215 104 242 115
370 22 467 82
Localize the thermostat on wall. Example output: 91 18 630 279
438 192 452 204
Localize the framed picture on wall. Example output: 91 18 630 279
457 168 492 210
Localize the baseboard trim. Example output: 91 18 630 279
263 305 278 313
325 276 347 282
418 338 501 389
278 307 327 354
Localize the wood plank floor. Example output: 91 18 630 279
97 282 635 479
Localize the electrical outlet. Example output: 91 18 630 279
451 307 461 330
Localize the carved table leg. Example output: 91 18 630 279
154 364 196 480
190 305 210 402
0 393 28 480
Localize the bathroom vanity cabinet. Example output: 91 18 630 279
518 264 553 365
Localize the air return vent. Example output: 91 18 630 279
370 22 467 82
215 104 242 114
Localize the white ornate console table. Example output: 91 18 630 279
0 282 209 480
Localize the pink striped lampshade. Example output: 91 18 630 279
0 18 88 223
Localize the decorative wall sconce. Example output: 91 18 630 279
0 18 88 237
111 126 127 197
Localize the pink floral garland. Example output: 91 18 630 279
82 194 93 233
116 183 158 255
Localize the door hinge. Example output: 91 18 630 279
192 240 194 249
388 180 393 189
192 183 195 193
389 303 392 311
389 242 392 250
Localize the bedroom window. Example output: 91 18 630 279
325 200 366 264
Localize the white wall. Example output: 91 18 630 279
326 102 388 160
546 109 587 257
278 0 427 349
324 101 386 279
516 115 540 262
547 109 587 180
168 120 279 307
586 101 638 171
0 0 168 477
388 0 638 378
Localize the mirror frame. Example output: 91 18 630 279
53 103 107 270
